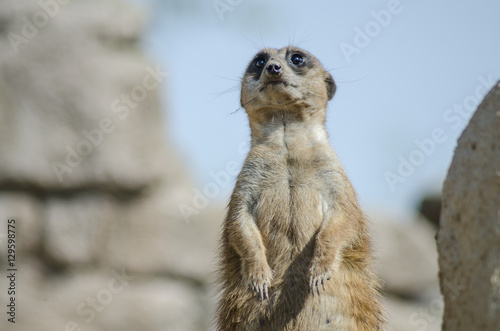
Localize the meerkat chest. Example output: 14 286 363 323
250 147 329 242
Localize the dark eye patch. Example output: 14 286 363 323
245 52 269 77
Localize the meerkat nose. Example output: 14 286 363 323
266 63 282 76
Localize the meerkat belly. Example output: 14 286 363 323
255 164 324 273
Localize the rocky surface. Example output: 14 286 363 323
437 82 500 330
0 1 211 330
0 0 168 190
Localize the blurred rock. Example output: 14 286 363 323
0 262 209 331
438 82 500 330
418 194 441 227
43 194 116 267
46 272 207 331
106 183 223 281
0 193 42 255
370 211 443 330
0 260 69 330
384 292 442 331
371 213 439 296
0 0 169 190
0 1 214 331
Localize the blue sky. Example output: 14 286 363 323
133 0 500 217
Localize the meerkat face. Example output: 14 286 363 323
240 46 336 114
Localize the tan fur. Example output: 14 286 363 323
216 47 385 330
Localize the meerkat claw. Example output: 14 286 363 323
321 276 328 291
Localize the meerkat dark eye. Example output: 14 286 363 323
290 53 304 65
255 58 265 68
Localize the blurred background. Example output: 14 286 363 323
136 0 500 216
0 0 498 330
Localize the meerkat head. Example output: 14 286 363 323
240 46 336 118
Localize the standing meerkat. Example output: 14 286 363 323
216 46 385 330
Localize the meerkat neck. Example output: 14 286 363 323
248 107 329 148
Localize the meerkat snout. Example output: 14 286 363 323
266 63 282 76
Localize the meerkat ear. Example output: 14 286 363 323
324 72 336 100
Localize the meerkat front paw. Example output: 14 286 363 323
308 260 333 295
242 261 273 301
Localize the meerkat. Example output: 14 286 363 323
216 46 385 331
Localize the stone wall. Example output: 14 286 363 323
0 1 219 330
437 82 500 330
